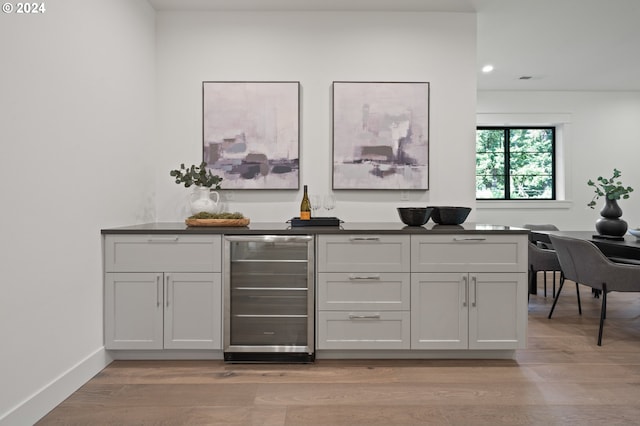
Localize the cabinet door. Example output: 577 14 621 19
411 273 468 350
105 272 163 350
164 272 222 350
317 311 410 350
469 273 527 350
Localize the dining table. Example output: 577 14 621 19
531 230 640 260
528 230 640 294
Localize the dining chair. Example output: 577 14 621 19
528 241 563 298
523 224 561 297
548 234 640 345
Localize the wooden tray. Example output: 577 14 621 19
185 218 250 227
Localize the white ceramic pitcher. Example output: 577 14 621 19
189 186 220 214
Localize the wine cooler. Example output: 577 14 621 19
223 235 315 362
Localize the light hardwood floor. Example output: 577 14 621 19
37 278 640 425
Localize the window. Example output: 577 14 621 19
476 127 555 200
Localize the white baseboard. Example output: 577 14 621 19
0 347 113 426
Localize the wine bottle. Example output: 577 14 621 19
300 185 311 220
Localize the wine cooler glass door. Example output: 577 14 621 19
223 235 314 362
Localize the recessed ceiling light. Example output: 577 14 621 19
482 65 494 73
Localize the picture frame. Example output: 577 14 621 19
332 81 430 190
202 81 300 189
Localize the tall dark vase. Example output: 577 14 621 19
595 197 628 238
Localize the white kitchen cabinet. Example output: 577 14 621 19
104 272 163 350
317 234 410 272
316 235 411 349
411 272 526 350
317 311 410 350
411 234 526 273
410 234 528 351
101 227 529 359
164 272 222 349
105 272 222 350
411 273 467 350
468 273 525 350
104 234 221 273
104 235 222 351
317 272 410 311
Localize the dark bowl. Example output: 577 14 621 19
397 207 433 226
428 206 472 225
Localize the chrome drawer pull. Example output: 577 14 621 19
452 237 487 242
235 287 308 291
348 314 381 320
147 237 179 243
349 237 380 241
348 274 381 280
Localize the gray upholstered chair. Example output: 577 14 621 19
523 224 559 249
527 242 563 297
548 234 640 345
523 224 561 296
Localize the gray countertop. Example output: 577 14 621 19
101 222 529 235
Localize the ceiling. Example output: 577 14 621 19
147 0 640 91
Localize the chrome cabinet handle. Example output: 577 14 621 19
235 287 308 291
348 274 381 280
452 237 487 242
156 275 161 307
349 237 380 241
165 274 170 307
147 237 179 243
348 314 381 320
472 275 477 307
462 275 468 307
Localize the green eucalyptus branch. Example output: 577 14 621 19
170 161 223 189
587 168 633 209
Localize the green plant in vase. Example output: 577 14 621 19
587 168 633 237
587 168 633 208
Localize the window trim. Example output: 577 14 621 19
476 126 556 201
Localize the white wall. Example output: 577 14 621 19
476 90 640 231
0 0 156 423
155 11 478 223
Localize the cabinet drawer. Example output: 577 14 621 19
317 272 410 311
105 235 221 272
317 235 410 272
317 311 410 350
411 234 527 273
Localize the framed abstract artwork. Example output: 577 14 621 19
202 81 300 189
332 81 430 190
